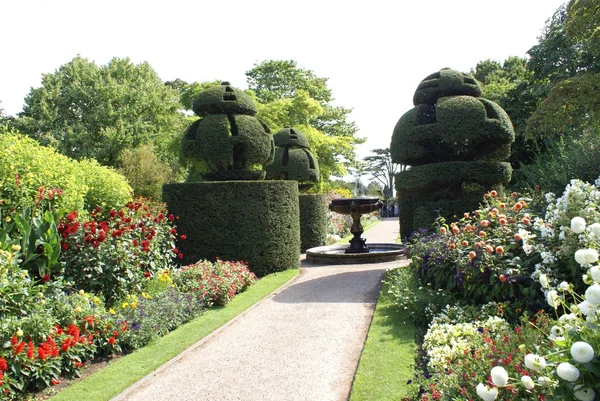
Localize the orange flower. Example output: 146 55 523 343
465 224 473 232
522 218 531 225
448 243 456 250
499 218 507 225
513 203 523 211
440 227 447 235
499 203 506 209
499 274 507 282
490 190 498 197
480 220 490 228
479 231 487 238
485 245 494 254
512 192 518 198
452 226 460 234
496 246 504 254
469 251 477 260
514 233 523 241
462 240 469 247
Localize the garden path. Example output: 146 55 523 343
112 218 407 401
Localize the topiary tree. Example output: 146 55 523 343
265 127 325 251
391 69 515 239
182 82 275 181
265 127 320 190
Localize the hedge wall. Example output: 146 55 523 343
162 181 300 276
299 193 327 252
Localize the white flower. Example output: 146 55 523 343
575 249 599 265
574 386 595 401
572 217 587 233
537 376 555 387
521 375 535 390
571 341 595 363
556 362 580 382
490 366 508 387
590 266 600 283
524 354 546 371
588 223 600 237
558 281 571 291
578 300 598 316
476 383 498 401
550 325 564 339
585 283 600 305
539 274 549 289
547 290 560 309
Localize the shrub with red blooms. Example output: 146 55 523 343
172 259 257 307
59 197 185 302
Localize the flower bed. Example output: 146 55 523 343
388 179 600 401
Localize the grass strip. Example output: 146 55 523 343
48 269 299 401
349 269 417 401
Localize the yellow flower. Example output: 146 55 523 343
79 289 85 295
93 297 100 305
4 216 11 223
38 292 44 299
11 244 21 252
75 306 82 313
121 302 129 308
126 294 131 300
109 308 116 315
16 329 23 337
130 303 137 309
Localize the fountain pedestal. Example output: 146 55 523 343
329 198 382 253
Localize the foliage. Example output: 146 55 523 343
0 128 132 214
172 259 257 307
14 56 187 169
118 143 172 200
298 194 328 251
59 198 180 303
363 148 402 199
247 60 364 179
324 189 353 242
513 132 600 195
566 0 600 55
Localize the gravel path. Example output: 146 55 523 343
112 218 406 401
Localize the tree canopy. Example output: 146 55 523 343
15 56 187 168
246 60 364 179
363 148 402 199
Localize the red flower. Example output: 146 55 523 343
0 357 7 372
178 253 183 260
51 379 60 386
61 242 69 251
109 210 117 218
42 274 50 283
66 211 78 222
180 234 187 240
27 342 35 359
172 248 179 254
38 347 47 360
169 214 175 221
144 271 151 278
108 336 116 345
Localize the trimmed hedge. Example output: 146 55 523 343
192 82 258 116
396 161 512 192
413 69 482 105
299 193 327 251
162 181 300 276
0 128 131 213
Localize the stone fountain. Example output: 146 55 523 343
305 197 407 264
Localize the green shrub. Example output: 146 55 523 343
162 181 300 276
299 194 327 251
512 132 600 194
118 143 172 200
0 127 132 214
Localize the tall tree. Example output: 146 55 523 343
246 60 364 178
363 148 402 199
15 56 187 167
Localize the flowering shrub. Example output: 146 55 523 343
325 190 353 239
59 197 182 302
172 259 257 307
409 190 547 315
399 178 600 401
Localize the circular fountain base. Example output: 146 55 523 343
305 243 408 264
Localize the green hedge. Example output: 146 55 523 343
0 128 131 213
391 97 514 166
396 161 512 192
162 181 300 276
413 69 482 105
265 147 319 182
192 82 258 116
299 193 327 251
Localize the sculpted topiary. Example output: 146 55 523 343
265 127 319 190
182 82 275 181
391 69 515 238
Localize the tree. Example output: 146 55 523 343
15 56 187 168
566 0 600 56
363 148 402 200
246 60 364 178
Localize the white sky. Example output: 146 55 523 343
1 0 566 159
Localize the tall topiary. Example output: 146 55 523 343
265 127 325 251
182 82 274 181
390 69 515 239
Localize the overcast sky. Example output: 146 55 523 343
1 0 567 158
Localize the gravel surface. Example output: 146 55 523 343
112 218 407 401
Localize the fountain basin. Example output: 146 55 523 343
305 243 407 264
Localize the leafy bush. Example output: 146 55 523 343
513 132 600 195
59 197 181 303
172 259 257 307
0 128 132 214
118 144 172 200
